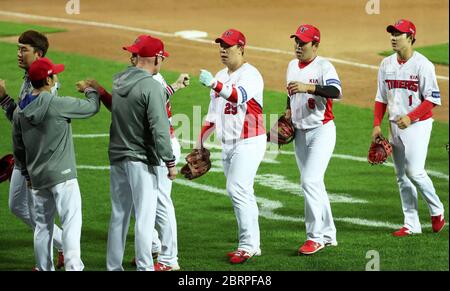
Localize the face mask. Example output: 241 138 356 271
51 82 60 96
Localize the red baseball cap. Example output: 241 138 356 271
290 24 321 43
215 29 246 47
28 57 65 82
386 19 416 37
123 35 169 58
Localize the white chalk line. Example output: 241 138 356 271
72 135 449 181
0 10 448 80
77 164 438 230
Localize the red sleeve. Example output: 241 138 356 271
198 122 215 146
407 100 435 121
373 101 387 127
98 86 112 112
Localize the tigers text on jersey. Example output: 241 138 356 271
286 56 342 130
205 63 265 144
375 51 441 121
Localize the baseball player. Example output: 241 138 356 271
82 35 189 271
198 29 266 264
372 19 445 236
285 24 342 255
105 35 177 271
12 57 100 271
0 30 64 269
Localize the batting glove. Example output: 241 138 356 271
199 69 216 88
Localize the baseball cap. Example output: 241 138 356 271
290 24 321 43
123 35 169 58
28 57 65 81
215 29 246 47
386 19 416 37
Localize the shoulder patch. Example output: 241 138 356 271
431 91 440 98
238 86 248 103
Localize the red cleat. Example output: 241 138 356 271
56 251 64 269
431 215 445 233
229 250 255 264
298 240 324 255
154 262 180 271
392 227 413 237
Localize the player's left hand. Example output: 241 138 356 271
396 115 411 129
0 79 7 98
199 70 216 88
76 80 89 93
287 81 314 95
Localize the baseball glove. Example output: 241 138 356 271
368 136 393 165
267 113 295 146
180 147 211 180
0 154 14 183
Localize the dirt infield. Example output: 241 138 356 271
0 0 448 120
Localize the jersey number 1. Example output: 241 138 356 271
224 103 238 115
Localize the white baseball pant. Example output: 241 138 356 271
390 118 444 233
107 160 158 271
9 168 63 251
32 178 84 271
294 121 337 245
153 137 181 266
222 134 266 254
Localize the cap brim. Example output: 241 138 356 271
215 37 236 46
290 34 312 43
386 25 404 33
123 45 139 54
52 64 65 75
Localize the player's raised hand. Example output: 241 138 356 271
76 80 89 93
287 81 315 95
85 79 102 91
199 69 216 88
172 73 190 91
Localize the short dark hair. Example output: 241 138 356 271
312 41 319 47
18 30 49 57
30 74 53 89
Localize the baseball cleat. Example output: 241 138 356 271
229 250 257 264
431 214 445 233
298 240 324 255
324 241 338 247
392 227 414 237
56 250 64 269
227 249 261 258
154 262 180 271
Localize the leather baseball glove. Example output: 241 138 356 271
267 113 295 146
180 147 211 180
0 154 14 183
368 136 393 165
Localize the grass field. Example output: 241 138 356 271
380 43 449 65
0 21 64 37
0 37 448 271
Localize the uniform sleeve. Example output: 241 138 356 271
145 84 174 163
420 61 441 106
12 114 27 177
322 62 342 98
375 61 388 104
53 89 100 119
212 69 263 105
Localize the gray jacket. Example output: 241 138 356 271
108 66 174 165
12 89 100 189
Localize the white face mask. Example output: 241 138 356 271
51 82 60 96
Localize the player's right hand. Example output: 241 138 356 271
0 79 7 98
76 80 89 93
85 79 102 91
167 166 177 180
371 126 382 142
199 70 216 88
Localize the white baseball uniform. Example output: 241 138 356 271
151 73 181 267
287 56 342 245
375 51 444 233
5 77 63 252
205 63 266 254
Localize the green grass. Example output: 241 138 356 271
380 43 449 65
0 21 65 37
0 40 448 271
